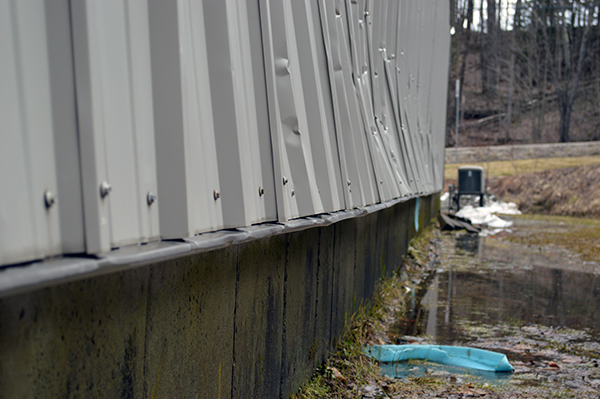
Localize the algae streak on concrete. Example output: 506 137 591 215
0 195 438 399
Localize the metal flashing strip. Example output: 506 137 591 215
0 194 420 299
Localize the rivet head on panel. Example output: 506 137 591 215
213 190 221 200
380 180 384 185
364 11 370 16
259 187 265 196
99 182 112 198
291 190 295 197
347 180 351 186
147 192 157 206
390 53 396 59
44 190 55 209
283 177 288 185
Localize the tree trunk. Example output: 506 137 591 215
556 3 593 142
483 0 497 96
505 51 515 143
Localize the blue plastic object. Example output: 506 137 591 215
365 344 514 373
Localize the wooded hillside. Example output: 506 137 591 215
448 0 600 147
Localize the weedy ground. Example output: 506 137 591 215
290 228 439 399
291 218 600 398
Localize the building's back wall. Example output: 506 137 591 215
0 195 437 399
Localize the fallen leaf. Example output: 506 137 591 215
329 367 346 381
561 355 583 364
548 361 560 369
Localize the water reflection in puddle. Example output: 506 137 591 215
383 231 600 382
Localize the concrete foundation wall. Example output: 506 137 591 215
0 195 438 399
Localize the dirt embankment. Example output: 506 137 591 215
489 163 600 218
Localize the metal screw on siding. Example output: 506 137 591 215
147 192 157 206
380 180 384 185
259 187 265 196
364 11 370 16
283 176 288 185
213 190 221 200
44 190 55 209
291 190 295 197
99 181 112 198
347 180 351 186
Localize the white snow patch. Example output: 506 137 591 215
456 200 521 233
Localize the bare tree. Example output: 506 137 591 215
540 1 595 142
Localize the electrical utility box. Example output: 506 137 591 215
457 165 485 209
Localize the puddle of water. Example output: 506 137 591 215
394 233 600 343
383 231 600 384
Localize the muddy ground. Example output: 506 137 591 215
293 215 600 399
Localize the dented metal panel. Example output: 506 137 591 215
0 0 61 264
289 0 345 213
318 0 380 209
1 0 451 267
71 0 160 253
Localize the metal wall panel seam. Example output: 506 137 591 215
245 0 278 222
73 1 160 252
202 0 266 228
178 0 224 234
46 0 87 254
225 0 270 224
95 2 146 247
123 0 160 242
70 0 112 253
0 0 62 265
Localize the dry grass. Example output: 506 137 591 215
444 155 600 181
506 214 600 262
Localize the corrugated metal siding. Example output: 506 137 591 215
0 0 450 266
